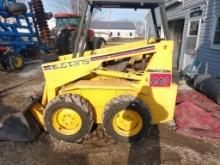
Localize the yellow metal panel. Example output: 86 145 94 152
147 41 173 71
137 84 178 123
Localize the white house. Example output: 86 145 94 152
90 21 136 40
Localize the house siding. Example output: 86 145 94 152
167 0 220 78
197 0 220 77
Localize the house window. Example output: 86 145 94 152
188 20 199 36
185 19 201 55
212 16 220 49
117 32 120 36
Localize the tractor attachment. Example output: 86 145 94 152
0 0 51 71
0 97 41 142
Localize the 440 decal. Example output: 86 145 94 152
150 73 172 87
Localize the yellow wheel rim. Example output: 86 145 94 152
52 108 82 135
112 110 143 137
14 56 23 68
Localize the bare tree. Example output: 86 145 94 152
71 0 82 14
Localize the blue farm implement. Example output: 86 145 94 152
0 0 51 71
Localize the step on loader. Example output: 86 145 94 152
0 0 178 143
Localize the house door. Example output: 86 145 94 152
182 18 201 69
168 19 185 70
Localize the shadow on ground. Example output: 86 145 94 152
128 126 161 165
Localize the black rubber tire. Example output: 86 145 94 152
57 30 80 54
57 29 93 54
194 75 220 105
7 3 27 16
103 95 152 142
7 53 24 71
93 37 106 49
57 29 72 54
44 94 94 142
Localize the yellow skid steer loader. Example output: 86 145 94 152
0 0 177 143
30 0 177 142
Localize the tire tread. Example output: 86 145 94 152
44 94 94 142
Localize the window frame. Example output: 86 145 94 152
187 19 201 37
186 18 202 52
211 15 220 50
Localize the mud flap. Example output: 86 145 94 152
0 98 41 142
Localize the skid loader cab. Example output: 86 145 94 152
31 0 177 143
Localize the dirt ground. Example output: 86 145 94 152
0 63 220 165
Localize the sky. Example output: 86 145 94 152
17 0 148 22
94 9 148 22
17 0 148 29
41 1 148 22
